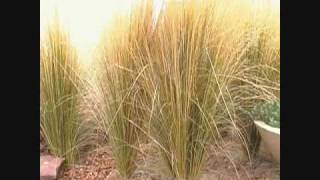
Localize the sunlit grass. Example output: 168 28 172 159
40 16 90 164
93 0 154 178
137 0 251 178
40 0 280 177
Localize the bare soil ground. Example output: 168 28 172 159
39 135 280 180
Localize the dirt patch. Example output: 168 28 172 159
203 137 280 180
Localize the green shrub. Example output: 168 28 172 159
252 100 280 128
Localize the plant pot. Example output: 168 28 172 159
254 120 280 163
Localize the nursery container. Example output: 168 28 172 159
254 120 280 163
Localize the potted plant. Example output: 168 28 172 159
252 100 280 163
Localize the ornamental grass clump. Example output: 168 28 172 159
94 0 154 178
226 1 280 159
40 16 88 164
141 0 251 179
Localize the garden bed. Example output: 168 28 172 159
41 135 279 180
40 1 280 179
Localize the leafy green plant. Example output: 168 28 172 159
252 100 280 128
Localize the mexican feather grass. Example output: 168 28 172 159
40 15 89 164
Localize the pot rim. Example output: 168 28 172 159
254 120 280 135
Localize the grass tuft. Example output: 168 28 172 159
40 15 89 164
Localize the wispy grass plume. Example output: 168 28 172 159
140 1 247 179
40 15 88 164
94 0 154 178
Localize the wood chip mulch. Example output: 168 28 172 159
40 136 279 180
58 148 115 180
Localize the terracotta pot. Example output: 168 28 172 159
254 120 280 163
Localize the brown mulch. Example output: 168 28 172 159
59 147 115 180
40 136 279 180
